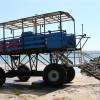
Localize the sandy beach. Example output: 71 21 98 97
0 73 99 100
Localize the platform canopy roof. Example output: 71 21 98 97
0 11 74 30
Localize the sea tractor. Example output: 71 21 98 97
0 11 99 87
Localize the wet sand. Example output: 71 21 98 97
0 74 100 100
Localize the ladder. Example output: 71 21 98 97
53 51 100 80
78 62 100 80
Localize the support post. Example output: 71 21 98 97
3 24 6 52
22 19 24 33
35 54 38 71
73 20 76 65
40 25 41 34
22 19 24 49
34 18 37 34
59 13 62 32
59 12 63 47
3 24 5 41
74 21 76 35
29 55 32 71
82 24 83 35
50 53 52 64
44 17 45 34
12 29 14 38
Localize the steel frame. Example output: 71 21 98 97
0 11 89 76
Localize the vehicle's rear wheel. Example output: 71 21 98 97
63 65 75 83
43 63 66 87
17 64 30 82
0 67 6 86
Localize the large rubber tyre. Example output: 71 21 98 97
63 65 75 83
0 68 6 86
43 64 66 87
17 64 30 82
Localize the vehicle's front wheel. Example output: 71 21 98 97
0 67 6 86
43 64 66 87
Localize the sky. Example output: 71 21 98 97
0 0 100 51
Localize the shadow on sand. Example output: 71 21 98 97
0 80 72 96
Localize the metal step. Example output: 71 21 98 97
79 63 100 80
